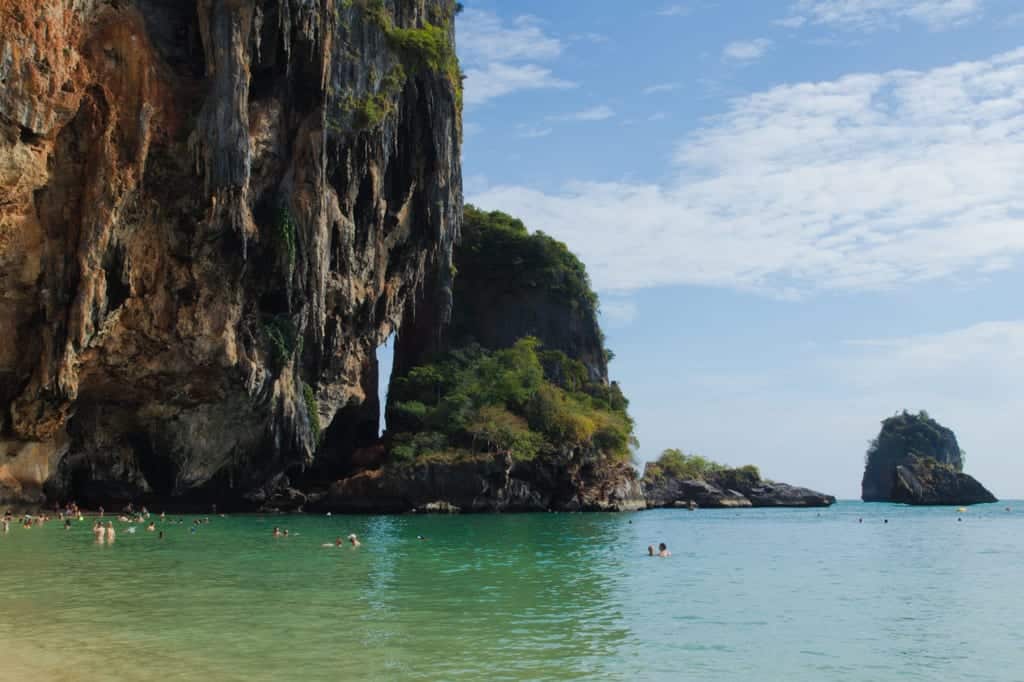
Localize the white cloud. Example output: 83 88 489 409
792 0 983 31
723 38 774 61
457 10 562 63
570 32 609 43
469 49 1024 295
657 4 690 16
463 63 576 106
547 105 616 122
775 16 809 28
456 10 575 105
644 82 680 95
517 126 553 139
843 321 1024 392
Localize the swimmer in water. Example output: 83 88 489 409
283 529 289 537
272 527 281 537
1 518 9 534
64 519 72 530
105 521 116 543
158 531 164 540
146 522 156 532
348 533 360 547
648 544 655 556
322 537 343 548
658 543 671 558
93 521 105 542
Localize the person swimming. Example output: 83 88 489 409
93 521 105 542
105 521 116 543
272 527 281 537
348 533 360 547
648 544 655 556
146 522 156 532
658 543 671 558
158 531 164 540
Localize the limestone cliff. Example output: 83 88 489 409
441 205 607 381
0 0 462 507
317 207 643 513
861 411 996 506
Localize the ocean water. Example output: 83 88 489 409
1 501 1021 681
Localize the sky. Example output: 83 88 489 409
391 0 1024 499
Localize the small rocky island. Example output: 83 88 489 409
642 450 836 508
861 411 996 506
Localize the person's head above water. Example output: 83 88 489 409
659 543 667 552
648 545 655 556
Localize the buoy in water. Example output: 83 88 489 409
956 507 967 513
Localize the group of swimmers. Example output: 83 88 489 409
647 543 671 557
269 526 363 548
3 509 56 530
317 533 361 547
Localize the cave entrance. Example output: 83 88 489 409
309 337 394 482
376 333 395 437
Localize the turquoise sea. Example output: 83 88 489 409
1 501 1021 681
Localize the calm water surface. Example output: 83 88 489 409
1 502 1021 681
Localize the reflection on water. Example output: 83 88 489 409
2 503 1023 681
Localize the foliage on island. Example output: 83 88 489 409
456 205 600 315
865 410 963 472
386 338 635 466
643 448 763 491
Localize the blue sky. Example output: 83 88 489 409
397 0 1024 498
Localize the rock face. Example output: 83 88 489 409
323 206 644 513
0 0 462 507
440 206 607 381
862 412 996 506
316 454 644 513
642 467 835 509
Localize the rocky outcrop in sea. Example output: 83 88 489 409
861 411 996 506
642 467 835 509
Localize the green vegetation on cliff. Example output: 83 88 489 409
643 449 762 489
387 338 634 465
355 0 463 109
864 410 962 470
459 205 599 313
